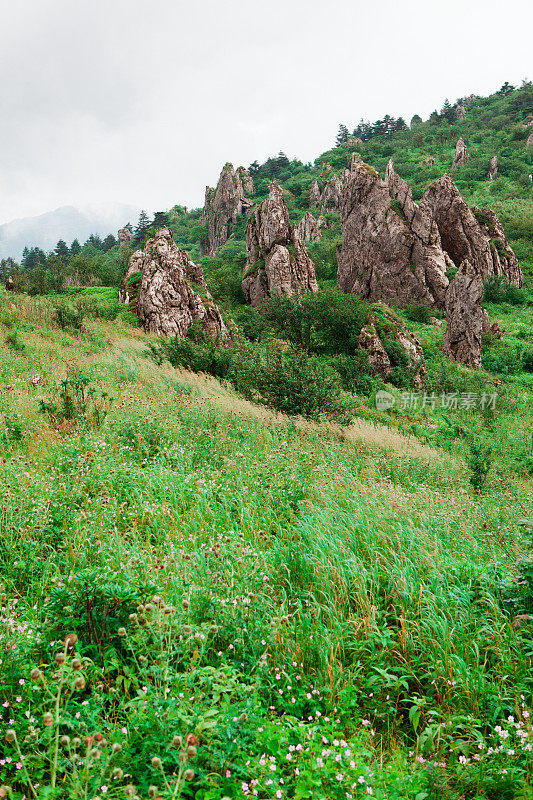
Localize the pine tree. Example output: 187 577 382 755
440 98 455 123
70 239 81 255
335 124 349 146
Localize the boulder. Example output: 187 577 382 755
136 228 229 339
456 105 467 120
295 211 326 244
119 249 143 305
118 227 133 245
420 174 523 287
443 259 484 368
200 163 254 256
242 181 318 306
337 160 450 308
452 137 469 169
488 155 498 179
482 309 503 339
358 312 425 386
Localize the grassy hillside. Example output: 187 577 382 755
0 292 532 799
1 82 533 799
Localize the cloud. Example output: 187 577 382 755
0 0 530 223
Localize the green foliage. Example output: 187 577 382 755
466 438 493 494
403 302 433 324
4 330 25 351
38 372 112 428
484 276 527 305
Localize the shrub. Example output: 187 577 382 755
329 352 377 395
482 341 523 374
403 302 433 324
522 348 533 372
53 302 84 331
484 276 526 305
38 372 112 428
467 438 493 494
4 330 25 351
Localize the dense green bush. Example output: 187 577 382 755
482 341 524 374
484 276 527 305
403 302 433 324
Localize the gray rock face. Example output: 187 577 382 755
321 174 343 213
118 227 133 245
527 131 533 148
309 180 321 208
443 260 484 368
119 249 143 304
337 160 450 308
456 105 467 120
295 211 326 243
200 163 254 256
452 137 469 169
420 174 523 287
358 315 425 386
488 155 498 179
242 181 318 306
135 228 229 339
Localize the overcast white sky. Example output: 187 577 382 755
0 0 531 224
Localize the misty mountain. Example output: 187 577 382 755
0 202 142 262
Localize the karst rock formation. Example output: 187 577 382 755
443 260 485 368
456 104 467 121
420 174 523 286
200 163 254 256
119 249 143 305
130 228 229 339
336 160 451 308
295 211 327 243
118 227 133 245
488 155 498 179
242 180 318 306
452 137 469 169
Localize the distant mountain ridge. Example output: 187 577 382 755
0 202 142 261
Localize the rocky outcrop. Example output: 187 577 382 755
309 180 321 208
134 228 228 339
488 156 498 179
242 181 318 306
321 174 343 213
452 138 469 169
420 174 523 287
337 160 450 308
443 260 484 368
295 212 326 244
527 131 533 148
118 227 133 245
456 104 466 120
359 313 425 386
119 249 143 305
482 310 503 339
200 163 254 256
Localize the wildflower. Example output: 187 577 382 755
112 768 124 779
5 730 16 743
55 652 66 666
151 757 162 769
184 769 194 781
148 787 158 798
185 733 198 746
117 628 127 637
74 676 86 691
172 735 183 748
30 668 42 681
336 773 343 781
60 735 70 747
71 659 82 671
43 713 53 727
64 633 78 648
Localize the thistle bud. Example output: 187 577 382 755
185 733 198 746
148 787 158 798
117 627 127 637
94 732 104 742
30 667 42 681
187 745 197 758
71 658 82 670
184 769 194 781
209 625 218 635
84 735 94 748
137 604 145 614
112 768 124 780
112 742 122 754
64 633 78 648
60 735 70 746
43 712 54 727
5 730 16 743
181 600 190 610
151 756 162 769
0 787 10 799
55 652 66 666
129 613 138 623
74 675 86 691
124 786 136 798
171 735 183 748
73 737 81 748
183 625 192 636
